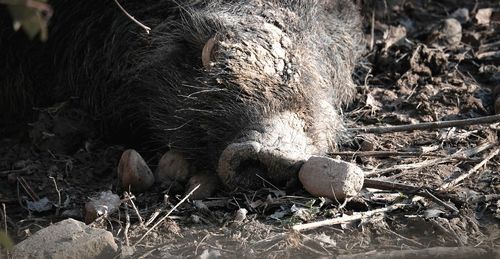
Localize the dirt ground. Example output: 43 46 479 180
1 0 500 258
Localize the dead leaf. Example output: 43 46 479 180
475 8 493 25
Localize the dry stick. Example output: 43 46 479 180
0 167 30 177
365 142 495 176
337 246 488 259
292 202 408 231
348 114 500 134
125 192 144 226
144 195 170 227
329 150 442 157
369 8 375 51
1 203 7 236
113 0 151 34
439 147 500 190
422 189 459 214
194 233 211 256
363 179 463 207
385 228 424 248
48 176 61 216
477 50 500 60
17 177 39 201
124 202 131 247
133 184 200 246
255 174 283 193
144 209 161 228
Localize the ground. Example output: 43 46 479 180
1 0 500 258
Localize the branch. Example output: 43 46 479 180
439 147 500 190
348 114 500 134
133 184 200 246
365 142 495 176
292 202 408 231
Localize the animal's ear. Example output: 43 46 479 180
314 0 362 36
318 0 361 20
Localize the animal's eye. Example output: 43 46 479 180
201 36 217 68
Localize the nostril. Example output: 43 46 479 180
233 159 268 189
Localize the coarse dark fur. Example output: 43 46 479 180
0 0 362 169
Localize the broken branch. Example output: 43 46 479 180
292 202 408 231
349 114 500 134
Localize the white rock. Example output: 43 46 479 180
12 218 118 259
299 156 364 200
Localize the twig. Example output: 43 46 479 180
337 246 488 259
144 195 170 227
124 202 130 247
348 114 500 134
255 174 283 193
422 189 459 214
439 148 500 190
365 142 495 176
0 167 30 177
124 192 143 226
195 233 210 256
113 0 151 34
363 179 465 206
17 177 39 201
329 150 442 157
133 184 200 246
364 179 422 193
144 208 161 228
385 228 424 247
477 50 500 60
1 203 7 236
49 176 61 216
292 202 408 231
370 8 375 51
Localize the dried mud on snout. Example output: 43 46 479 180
2 0 500 258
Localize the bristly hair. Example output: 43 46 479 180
0 0 363 167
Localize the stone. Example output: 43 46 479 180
299 156 364 200
117 149 155 192
12 218 118 259
156 150 191 183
